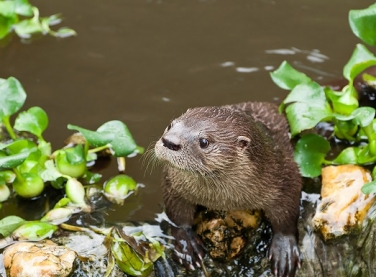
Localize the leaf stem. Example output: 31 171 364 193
2 116 16 140
12 168 24 183
88 145 110 154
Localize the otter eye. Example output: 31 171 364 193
166 122 173 131
199 138 209 149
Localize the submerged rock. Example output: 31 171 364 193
3 240 76 277
312 165 376 241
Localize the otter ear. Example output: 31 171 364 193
237 136 250 151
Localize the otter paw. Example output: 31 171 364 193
268 232 301 277
172 226 206 270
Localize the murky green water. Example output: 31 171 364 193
0 0 375 224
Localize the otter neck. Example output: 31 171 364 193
166 155 262 211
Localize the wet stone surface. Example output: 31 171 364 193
3 240 76 277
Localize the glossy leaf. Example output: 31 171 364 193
330 147 359 164
362 180 376 194
294 134 330 177
110 228 154 276
343 44 376 83
41 207 73 225
12 221 57 241
0 12 17 39
14 0 33 17
0 170 16 183
40 160 64 182
47 14 62 26
0 2 16 17
0 77 26 119
357 145 376 164
0 215 25 237
67 124 114 147
270 61 311 90
281 82 332 136
351 107 376 127
333 87 359 115
14 106 49 139
4 139 37 155
349 3 376 46
0 149 36 169
68 120 139 157
55 27 76 38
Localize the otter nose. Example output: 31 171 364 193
162 137 181 151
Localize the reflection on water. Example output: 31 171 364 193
0 0 375 224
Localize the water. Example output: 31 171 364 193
1 0 375 223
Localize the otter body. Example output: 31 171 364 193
155 102 302 277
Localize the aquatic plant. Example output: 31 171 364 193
271 3 376 194
0 0 76 41
0 75 168 276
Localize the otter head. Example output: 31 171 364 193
155 106 254 176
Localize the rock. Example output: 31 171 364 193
312 165 376 241
3 240 76 277
195 209 262 262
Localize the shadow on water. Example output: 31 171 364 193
1 0 376 275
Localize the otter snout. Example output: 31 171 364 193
162 136 181 151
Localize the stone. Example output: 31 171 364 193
312 165 376 241
3 240 76 277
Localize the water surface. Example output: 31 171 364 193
1 0 374 222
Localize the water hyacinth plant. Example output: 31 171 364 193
0 0 76 41
0 76 169 276
270 3 376 194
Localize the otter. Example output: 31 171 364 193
154 101 302 277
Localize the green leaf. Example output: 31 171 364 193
282 82 332 136
47 14 62 26
40 160 64 182
3 139 37 155
0 215 25 237
294 134 330 177
65 145 85 165
0 77 27 119
349 3 376 46
0 2 16 17
12 221 58 241
0 14 17 39
343 44 376 84
111 228 154 276
14 0 33 17
330 147 360 164
270 61 311 90
67 124 114 147
14 18 44 38
97 121 138 157
68 120 139 157
55 27 76 38
352 107 376 127
332 87 359 115
362 179 376 194
0 149 36 169
14 106 49 139
0 170 16 183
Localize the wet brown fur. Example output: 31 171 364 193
155 101 301 236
